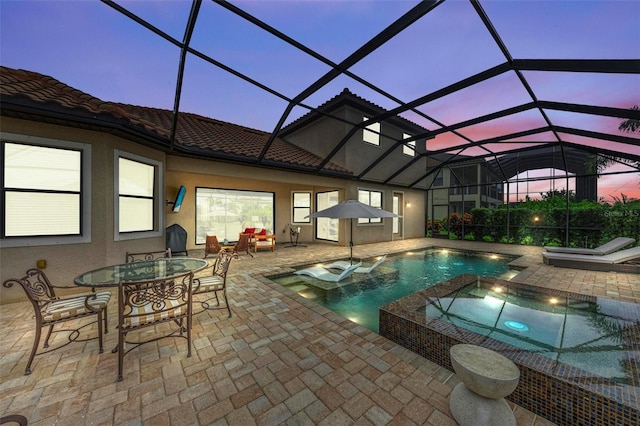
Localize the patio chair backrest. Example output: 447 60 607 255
3 268 57 309
125 248 172 263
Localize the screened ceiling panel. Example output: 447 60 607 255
115 0 192 41
424 133 470 153
483 1 640 59
190 2 333 99
455 110 549 142
348 1 504 101
558 135 640 159
417 72 533 127
523 72 640 109
469 142 551 156
545 110 640 140
180 58 290 129
2 0 638 196
229 0 420 62
503 131 558 144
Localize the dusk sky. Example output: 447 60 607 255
2 0 639 202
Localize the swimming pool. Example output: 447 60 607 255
380 274 640 425
272 248 517 332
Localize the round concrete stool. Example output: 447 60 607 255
449 344 520 426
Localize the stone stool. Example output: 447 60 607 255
449 344 520 426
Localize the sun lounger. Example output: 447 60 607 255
294 262 362 282
325 255 387 273
544 237 635 255
542 246 640 272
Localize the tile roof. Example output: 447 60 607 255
0 66 351 175
281 88 430 137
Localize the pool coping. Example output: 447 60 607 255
379 274 640 425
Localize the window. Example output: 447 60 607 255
363 117 380 146
315 190 339 242
402 133 415 156
195 188 274 244
358 189 383 224
292 192 311 223
114 151 163 240
1 134 91 247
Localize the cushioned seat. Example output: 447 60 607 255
2 268 111 375
117 270 194 381
325 255 387 273
542 246 640 272
193 250 237 317
254 234 276 252
294 262 362 282
544 237 635 255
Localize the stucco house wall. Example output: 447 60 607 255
1 116 425 305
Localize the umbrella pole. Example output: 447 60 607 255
350 219 353 264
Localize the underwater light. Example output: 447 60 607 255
549 297 559 305
504 320 529 332
490 254 498 260
493 286 503 293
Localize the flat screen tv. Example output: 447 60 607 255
171 185 186 212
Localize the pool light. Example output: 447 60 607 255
493 286 503 293
504 320 529 331
549 297 559 305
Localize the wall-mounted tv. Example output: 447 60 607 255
171 185 186 212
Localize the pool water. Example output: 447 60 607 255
272 248 517 332
379 275 640 424
428 282 638 383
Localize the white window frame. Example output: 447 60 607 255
1 132 92 248
357 188 384 224
114 150 163 241
363 117 380 146
402 133 415 157
292 191 311 224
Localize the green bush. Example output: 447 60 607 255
444 195 639 247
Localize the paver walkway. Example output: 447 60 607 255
2 237 638 425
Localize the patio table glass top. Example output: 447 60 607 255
74 258 207 287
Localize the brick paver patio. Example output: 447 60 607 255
2 237 638 425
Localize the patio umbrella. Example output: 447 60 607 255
306 199 398 263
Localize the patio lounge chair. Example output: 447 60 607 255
325 255 387 273
542 246 640 272
544 237 635 255
294 261 362 282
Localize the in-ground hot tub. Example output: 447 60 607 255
379 274 639 425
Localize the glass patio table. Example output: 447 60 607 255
74 258 208 287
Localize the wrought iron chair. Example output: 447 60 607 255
117 270 194 381
203 235 222 259
2 268 111 375
193 250 237 317
125 248 172 263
